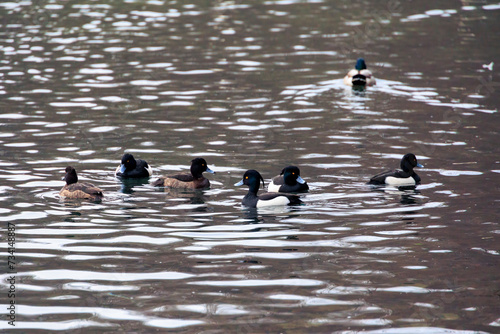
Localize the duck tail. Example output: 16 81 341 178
352 73 367 86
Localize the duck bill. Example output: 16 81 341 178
206 167 215 174
296 176 306 184
119 164 126 173
234 180 244 186
416 163 424 168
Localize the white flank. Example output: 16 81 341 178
385 176 415 186
256 196 290 208
267 181 281 193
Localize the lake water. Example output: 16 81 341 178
0 0 499 333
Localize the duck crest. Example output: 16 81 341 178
246 170 265 194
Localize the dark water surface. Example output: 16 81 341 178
1 0 499 333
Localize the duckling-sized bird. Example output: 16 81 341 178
368 153 423 186
344 58 376 87
267 166 309 193
60 166 103 200
235 169 303 208
115 153 152 178
152 158 215 189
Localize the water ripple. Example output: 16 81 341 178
189 278 324 287
2 269 193 282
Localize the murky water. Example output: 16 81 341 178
0 0 499 333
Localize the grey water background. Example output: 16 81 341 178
0 0 499 333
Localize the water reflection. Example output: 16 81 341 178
369 185 422 204
117 177 150 194
155 187 211 212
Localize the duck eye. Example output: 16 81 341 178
245 176 248 179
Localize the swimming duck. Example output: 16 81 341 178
368 153 423 186
115 153 152 178
267 166 309 193
235 169 303 208
344 58 376 87
60 166 103 200
152 158 215 189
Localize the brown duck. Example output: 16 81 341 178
60 166 103 200
152 158 215 189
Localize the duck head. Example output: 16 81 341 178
235 169 265 194
63 166 78 185
119 153 137 173
355 58 367 71
401 153 424 172
191 157 215 179
281 166 306 185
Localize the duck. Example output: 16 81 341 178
235 169 303 208
368 153 424 186
115 153 152 178
344 58 376 87
152 157 215 189
267 166 309 193
60 166 103 200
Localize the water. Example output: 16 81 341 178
0 0 499 332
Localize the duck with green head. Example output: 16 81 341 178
344 58 376 87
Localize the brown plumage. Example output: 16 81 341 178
60 166 103 201
152 158 214 190
152 175 210 189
